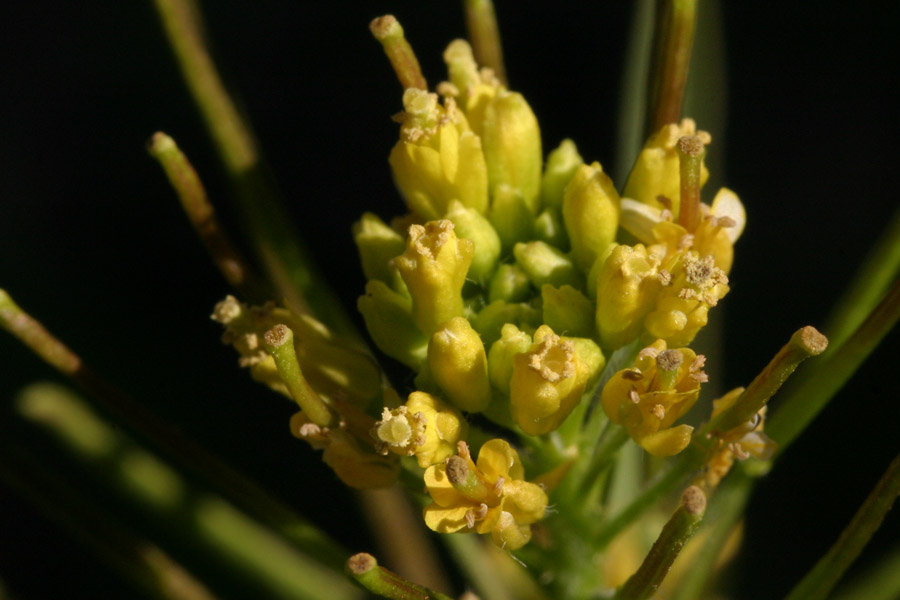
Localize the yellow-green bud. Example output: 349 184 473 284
541 284 595 339
562 162 621 271
472 300 541 349
389 88 489 219
358 280 428 368
510 325 590 435
321 430 400 489
513 241 583 289
595 244 665 349
482 90 542 213
488 263 532 303
541 139 584 210
489 184 534 253
444 200 501 283
428 317 492 413
622 119 710 218
353 212 405 283
442 39 499 133
487 323 533 395
395 220 474 335
533 208 569 250
567 336 606 391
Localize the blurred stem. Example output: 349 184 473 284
576 425 631 499
345 553 453 600
0 290 348 571
464 0 507 85
824 206 900 350
147 131 268 302
153 0 357 337
831 545 900 600
442 535 514 600
767 278 900 452
615 486 706 600
14 383 361 600
784 451 900 600
647 0 698 133
0 437 217 600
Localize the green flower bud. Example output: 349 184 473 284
541 284 595 339
428 317 492 413
562 162 621 271
487 323 532 395
541 139 584 210
533 208 569 250
358 280 428 368
488 263 532 303
489 184 534 253
567 336 605 391
395 220 474 335
595 244 665 349
353 212 405 283
482 90 542 213
444 200 501 283
513 241 583 289
472 300 541 348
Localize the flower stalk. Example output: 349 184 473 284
345 553 453 600
463 0 507 85
647 0 698 132
370 16 428 91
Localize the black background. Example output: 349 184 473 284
1 1 898 598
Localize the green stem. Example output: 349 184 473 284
647 0 698 133
831 545 900 600
0 436 217 600
442 535 514 600
784 451 900 600
671 468 751 600
147 132 267 302
702 326 828 437
463 0 507 85
369 16 428 91
824 206 900 351
0 291 348 571
767 278 900 452
615 486 706 600
345 553 453 600
152 0 357 337
14 383 360 600
263 324 335 427
576 425 631 499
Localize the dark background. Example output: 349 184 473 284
1 1 898 598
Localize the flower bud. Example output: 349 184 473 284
444 200 501 283
358 280 428 368
595 244 665 349
488 263 531 303
352 212 406 283
442 39 499 132
562 162 621 271
623 119 710 218
513 241 583 289
395 220 474 335
389 88 489 219
533 208 569 250
489 184 534 253
428 317 492 413
487 323 533 395
541 284 595 339
510 325 590 435
482 90 543 213
541 139 584 210
472 300 541 349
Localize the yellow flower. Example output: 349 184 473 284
623 118 711 218
644 252 730 347
428 317 492 413
423 440 547 550
394 219 474 335
372 391 467 468
509 325 592 435
389 88 489 220
601 340 707 456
